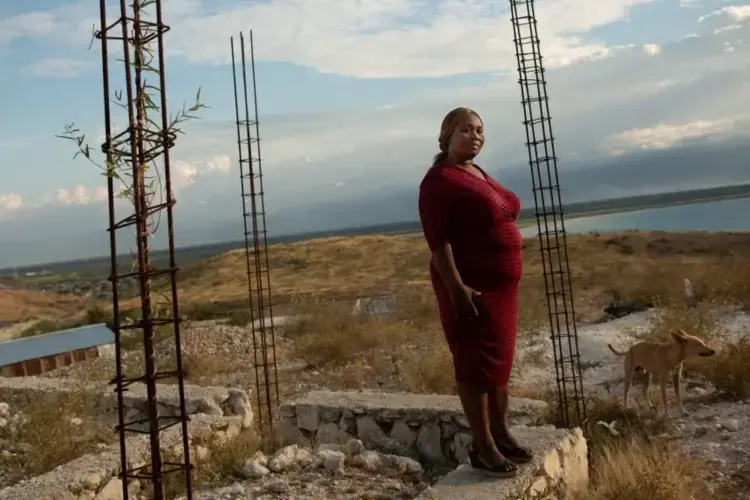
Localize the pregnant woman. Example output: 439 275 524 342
418 107 533 477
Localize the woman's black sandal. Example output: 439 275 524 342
493 436 535 464
468 446 519 478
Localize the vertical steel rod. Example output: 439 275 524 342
231 35 265 425
230 30 279 431
508 0 586 427
249 31 280 405
94 0 193 497
97 0 128 497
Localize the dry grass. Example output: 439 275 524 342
533 397 713 500
159 426 272 499
169 232 750 315
0 388 115 486
632 302 726 344
0 289 90 324
687 337 750 401
281 295 456 394
578 439 711 500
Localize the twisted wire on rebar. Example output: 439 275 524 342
509 0 586 428
95 0 193 497
230 31 280 431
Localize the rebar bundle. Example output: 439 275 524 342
509 0 586 428
95 0 193 497
230 31 280 430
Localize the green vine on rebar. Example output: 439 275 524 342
55 0 207 319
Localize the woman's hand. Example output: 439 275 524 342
449 283 482 320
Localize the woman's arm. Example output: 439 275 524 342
431 243 464 293
419 174 464 290
419 175 480 317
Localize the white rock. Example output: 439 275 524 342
721 419 740 432
317 449 346 473
216 483 245 495
242 460 270 479
0 402 9 417
316 443 341 453
224 390 254 429
296 448 314 468
268 445 300 472
344 438 365 456
384 454 423 475
93 478 124 500
251 450 268 467
82 473 105 490
349 450 383 472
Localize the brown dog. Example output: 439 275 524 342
608 329 716 418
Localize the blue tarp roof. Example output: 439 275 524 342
0 324 115 367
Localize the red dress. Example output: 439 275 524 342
418 163 523 388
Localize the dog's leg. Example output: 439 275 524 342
659 376 670 421
673 365 688 416
642 372 655 409
623 356 635 409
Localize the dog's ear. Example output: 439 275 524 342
670 330 687 343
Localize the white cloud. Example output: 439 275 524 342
51 185 92 205
0 193 23 212
714 23 743 34
20 58 90 78
39 184 114 206
642 43 661 55
172 154 231 192
93 186 108 202
174 161 199 188
606 118 739 153
2 8 749 225
0 12 54 44
699 5 750 23
204 155 230 173
7 0 656 79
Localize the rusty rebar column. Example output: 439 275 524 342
95 0 193 497
230 30 279 431
509 0 586 428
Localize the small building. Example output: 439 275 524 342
0 324 115 377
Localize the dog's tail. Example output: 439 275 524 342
607 344 627 357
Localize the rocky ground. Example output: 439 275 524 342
0 401 15 487
0 398 115 490
512 307 750 396
183 440 443 500
510 306 750 498
40 318 432 401
8 304 750 498
666 400 750 498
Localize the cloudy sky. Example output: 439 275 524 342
0 0 749 267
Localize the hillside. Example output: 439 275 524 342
3 231 749 330
173 231 750 317
0 289 87 325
